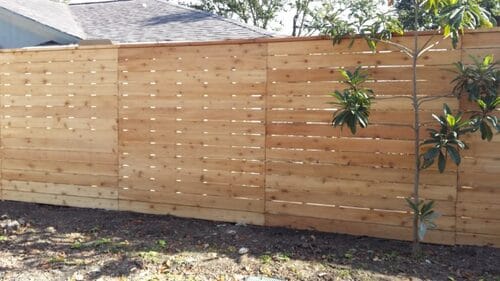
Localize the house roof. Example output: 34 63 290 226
0 0 273 44
0 0 85 39
68 0 273 43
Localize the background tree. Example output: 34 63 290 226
394 0 499 30
184 0 287 29
290 0 313 36
327 0 497 255
305 0 393 39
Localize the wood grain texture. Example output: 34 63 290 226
0 31 497 247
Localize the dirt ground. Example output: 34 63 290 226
0 201 498 281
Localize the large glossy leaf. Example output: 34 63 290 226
447 145 461 165
438 151 446 173
480 121 493 141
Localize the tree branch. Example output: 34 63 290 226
375 95 415 100
416 31 440 55
368 38 414 58
417 95 454 106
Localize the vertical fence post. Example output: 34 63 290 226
263 42 269 226
115 45 121 211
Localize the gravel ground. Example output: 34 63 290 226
0 201 499 281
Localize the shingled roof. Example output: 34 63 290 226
0 0 273 44
68 0 273 43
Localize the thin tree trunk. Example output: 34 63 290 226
412 0 421 256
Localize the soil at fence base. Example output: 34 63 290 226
0 201 498 281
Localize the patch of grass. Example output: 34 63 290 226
48 255 66 264
0 235 8 242
259 254 273 264
70 237 128 253
274 252 291 262
226 245 236 253
156 239 167 250
89 226 100 234
335 268 352 279
92 237 112 247
163 273 197 281
383 250 399 261
139 250 161 264
71 241 83 249
343 248 357 260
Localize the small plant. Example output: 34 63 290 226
48 255 66 264
274 252 291 262
452 55 499 101
452 54 500 140
470 95 500 141
156 239 167 249
343 248 356 260
330 67 374 134
92 237 112 247
405 199 440 241
71 240 83 249
138 250 161 264
259 254 273 264
421 104 469 173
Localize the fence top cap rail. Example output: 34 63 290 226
0 27 497 53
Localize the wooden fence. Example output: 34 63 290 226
0 29 498 247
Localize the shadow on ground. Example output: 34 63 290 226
0 201 498 281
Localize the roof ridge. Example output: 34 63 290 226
155 0 274 37
69 0 131 6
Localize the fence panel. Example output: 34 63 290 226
0 47 119 209
264 37 458 244
117 43 267 224
0 30 498 247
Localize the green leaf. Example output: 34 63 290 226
483 54 494 66
432 114 445 126
405 198 418 212
446 114 456 127
477 99 487 110
438 150 446 173
447 145 461 165
479 121 493 141
421 147 439 170
418 222 428 241
443 103 452 115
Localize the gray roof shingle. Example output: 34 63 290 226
69 0 274 43
0 0 85 39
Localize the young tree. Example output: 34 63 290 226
327 0 497 255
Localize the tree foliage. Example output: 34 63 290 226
330 67 374 134
290 0 313 36
421 104 470 173
405 199 440 241
185 0 287 29
452 54 500 140
395 0 500 31
308 0 403 47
